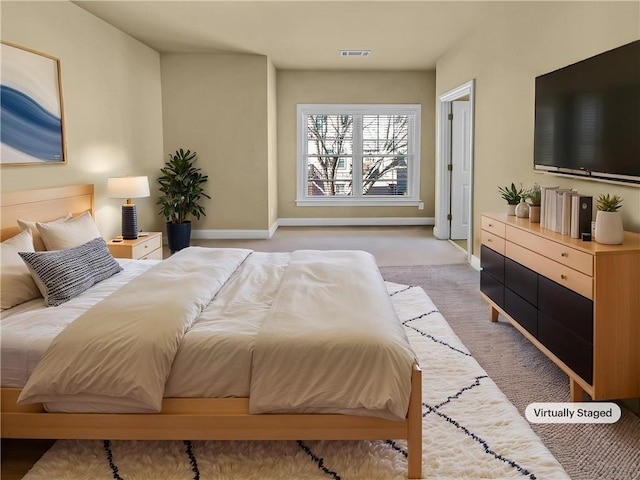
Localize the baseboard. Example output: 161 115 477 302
190 217 432 240
278 217 433 227
191 229 273 240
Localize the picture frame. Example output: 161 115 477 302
1 41 67 166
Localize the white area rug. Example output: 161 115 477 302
24 283 569 480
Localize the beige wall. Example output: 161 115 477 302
1 1 164 239
161 54 271 231
277 70 435 219
436 1 640 257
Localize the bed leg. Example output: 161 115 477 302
407 364 423 479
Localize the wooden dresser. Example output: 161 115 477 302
479 213 640 402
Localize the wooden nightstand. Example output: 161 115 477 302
107 232 163 260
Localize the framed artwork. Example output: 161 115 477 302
1 41 66 166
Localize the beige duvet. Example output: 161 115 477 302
17 247 417 421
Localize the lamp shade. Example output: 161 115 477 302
107 176 150 200
107 176 150 240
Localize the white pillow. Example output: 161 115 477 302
0 229 40 310
18 213 72 251
36 211 102 251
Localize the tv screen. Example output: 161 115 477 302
534 40 640 185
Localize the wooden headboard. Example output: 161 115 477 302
0 184 94 241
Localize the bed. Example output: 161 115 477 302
0 184 423 478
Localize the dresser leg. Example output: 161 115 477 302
490 305 499 322
569 379 584 402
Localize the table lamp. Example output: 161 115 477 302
107 176 150 240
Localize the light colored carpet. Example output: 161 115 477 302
379 264 640 480
24 282 568 480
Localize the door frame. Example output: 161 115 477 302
434 79 475 264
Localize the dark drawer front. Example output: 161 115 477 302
538 276 593 343
538 311 593 384
505 258 538 307
504 289 537 338
481 271 504 309
481 244 505 283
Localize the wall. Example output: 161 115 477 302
277 70 435 220
161 54 271 232
435 1 640 257
1 1 164 239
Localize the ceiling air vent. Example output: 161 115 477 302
340 50 371 57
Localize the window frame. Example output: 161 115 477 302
296 104 421 207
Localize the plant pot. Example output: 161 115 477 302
594 211 623 245
507 204 517 216
166 221 192 253
529 205 541 223
515 201 529 218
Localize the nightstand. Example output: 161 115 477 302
107 232 163 260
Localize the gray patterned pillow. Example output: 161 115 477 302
19 237 123 307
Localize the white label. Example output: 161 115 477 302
525 402 621 424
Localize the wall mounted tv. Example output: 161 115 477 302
534 40 640 185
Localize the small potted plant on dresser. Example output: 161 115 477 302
157 148 210 253
594 194 623 245
498 183 523 216
524 183 541 223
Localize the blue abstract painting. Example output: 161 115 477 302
1 42 65 165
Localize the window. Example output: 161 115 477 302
297 104 421 206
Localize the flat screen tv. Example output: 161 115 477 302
534 40 640 185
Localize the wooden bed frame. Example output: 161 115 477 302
0 184 423 479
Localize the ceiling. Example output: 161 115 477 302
74 1 506 70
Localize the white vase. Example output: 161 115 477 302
515 201 529 218
507 204 517 216
594 211 624 245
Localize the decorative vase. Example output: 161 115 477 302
594 211 624 245
507 204 517 216
515 201 529 218
529 205 541 223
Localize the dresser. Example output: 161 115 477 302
480 213 640 402
107 232 163 260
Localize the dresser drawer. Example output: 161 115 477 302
538 311 593 384
481 271 504 309
506 226 593 276
140 248 163 261
481 244 505 283
481 230 506 256
504 288 537 338
481 216 506 238
131 235 162 260
505 258 538 307
538 276 593 343
506 242 593 299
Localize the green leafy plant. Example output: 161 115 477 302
157 148 210 224
524 183 541 206
498 183 523 205
596 194 623 212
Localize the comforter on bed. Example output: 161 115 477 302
16 247 417 420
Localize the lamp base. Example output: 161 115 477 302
121 204 138 240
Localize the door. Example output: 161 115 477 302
450 101 471 240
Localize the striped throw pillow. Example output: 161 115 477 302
19 237 123 307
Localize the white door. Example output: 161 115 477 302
450 101 471 240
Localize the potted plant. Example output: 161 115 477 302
157 148 210 253
498 183 523 216
594 194 623 245
524 183 541 223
